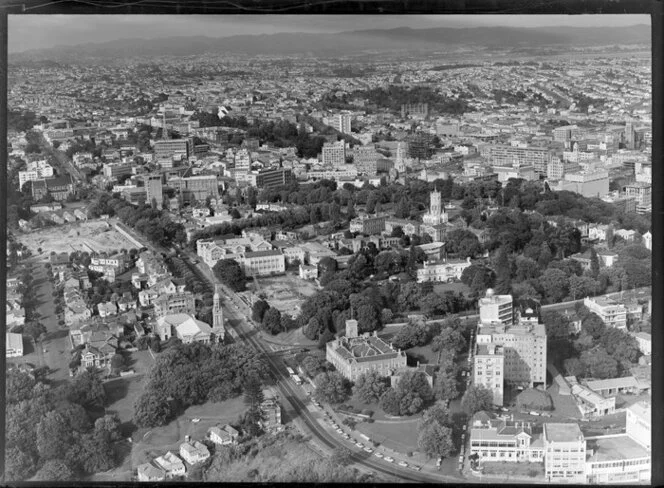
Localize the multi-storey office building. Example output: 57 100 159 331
542 423 587 484
484 144 552 177
322 141 346 167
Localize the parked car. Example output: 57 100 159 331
500 407 509 412
336 428 343 434
529 411 540 416
355 442 364 449
541 412 552 418
363 447 373 453
191 418 201 423
374 452 384 458
398 461 409 467
384 456 395 463
436 457 442 467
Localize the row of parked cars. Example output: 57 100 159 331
322 410 420 471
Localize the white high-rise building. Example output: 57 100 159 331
331 113 352 134
322 141 346 167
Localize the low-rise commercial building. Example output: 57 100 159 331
583 297 627 329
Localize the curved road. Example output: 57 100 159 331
222 290 465 483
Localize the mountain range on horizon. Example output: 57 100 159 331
10 24 651 61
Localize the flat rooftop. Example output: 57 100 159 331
544 423 583 442
587 435 650 462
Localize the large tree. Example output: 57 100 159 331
212 259 246 292
418 422 454 460
313 371 352 404
432 358 459 402
461 384 493 415
33 459 74 481
353 370 391 404
261 307 283 335
133 390 173 428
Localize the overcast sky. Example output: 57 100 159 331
9 14 650 53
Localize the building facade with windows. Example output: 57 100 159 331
322 141 346 167
416 258 472 283
326 321 407 382
469 414 544 462
542 423 587 484
473 343 505 406
583 297 627 329
240 250 285 277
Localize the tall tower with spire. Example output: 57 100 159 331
212 284 225 342
422 189 447 226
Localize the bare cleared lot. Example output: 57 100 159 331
19 220 138 256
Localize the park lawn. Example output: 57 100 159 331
354 417 421 454
433 281 471 296
266 327 318 348
406 344 440 366
104 375 149 436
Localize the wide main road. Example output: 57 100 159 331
219 280 465 483
118 225 462 482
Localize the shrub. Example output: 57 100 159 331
528 469 539 478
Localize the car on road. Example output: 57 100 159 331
398 461 408 467
384 457 394 463
374 452 384 458
355 442 364 448
191 418 201 423
529 411 540 416
363 447 373 453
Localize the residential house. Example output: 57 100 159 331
137 463 166 482
97 301 118 318
153 451 186 478
208 424 240 445
80 341 116 371
179 440 210 465
299 264 319 280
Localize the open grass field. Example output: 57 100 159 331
433 281 471 296
20 220 138 256
252 273 320 318
92 397 248 482
354 417 421 454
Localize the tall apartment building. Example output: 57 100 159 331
559 169 609 198
322 141 346 167
103 162 134 179
144 174 164 210
326 320 407 382
331 113 352 134
401 102 428 118
353 144 380 176
181 175 219 202
624 181 652 211
154 139 192 162
623 120 635 150
546 159 582 180
485 144 552 177
543 423 587 483
474 292 547 402
583 297 627 330
256 168 294 189
473 343 505 406
18 160 54 189
553 125 579 142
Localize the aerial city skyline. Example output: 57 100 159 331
5 14 653 484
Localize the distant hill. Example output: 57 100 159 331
10 24 651 61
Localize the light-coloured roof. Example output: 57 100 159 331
586 434 650 463
6 333 23 351
627 401 651 425
543 423 584 443
585 376 638 391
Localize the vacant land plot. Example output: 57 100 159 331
253 274 319 317
20 220 138 256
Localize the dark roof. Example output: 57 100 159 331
45 175 74 188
